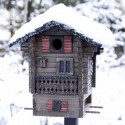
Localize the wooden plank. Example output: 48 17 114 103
83 62 87 68
37 53 77 57
29 46 78 55
77 40 84 117
33 94 80 118
42 36 50 53
82 72 86 77
29 37 37 93
29 41 77 47
21 46 28 51
82 54 88 96
21 41 29 46
21 40 29 51
29 59 32 92
35 61 78 69
64 36 72 53
83 47 97 52
36 67 79 74
41 27 73 35
92 54 96 87
31 56 78 64
82 77 88 83
30 35 78 53
46 62 78 68
36 67 56 73
83 42 94 47
83 57 88 63
37 60 78 68
83 53 94 58
83 67 88 73
28 37 36 47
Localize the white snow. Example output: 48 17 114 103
4 60 125 125
1 2 125 125
0 9 11 41
9 3 115 46
7 110 40 125
120 0 125 12
0 29 10 41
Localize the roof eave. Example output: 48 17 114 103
9 21 102 48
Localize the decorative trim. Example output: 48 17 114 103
64 36 72 53
56 58 73 75
40 56 47 68
47 100 68 112
42 36 50 52
34 74 78 95
35 74 77 79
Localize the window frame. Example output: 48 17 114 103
56 58 73 75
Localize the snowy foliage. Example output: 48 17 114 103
75 0 125 68
0 1 125 125
9 4 114 48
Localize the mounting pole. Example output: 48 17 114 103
64 118 78 125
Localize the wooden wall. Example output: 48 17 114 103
21 26 99 118
82 42 97 96
33 94 79 118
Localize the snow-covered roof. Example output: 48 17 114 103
9 3 115 47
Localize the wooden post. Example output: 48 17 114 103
64 118 78 125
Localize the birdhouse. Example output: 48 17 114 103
9 4 113 118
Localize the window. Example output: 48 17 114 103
59 61 64 72
56 58 73 75
66 61 70 73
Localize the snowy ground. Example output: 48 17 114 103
0 3 125 125
0 50 124 125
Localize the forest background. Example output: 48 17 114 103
0 0 125 125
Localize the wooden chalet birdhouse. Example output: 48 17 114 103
9 4 114 118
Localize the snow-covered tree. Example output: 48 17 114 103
0 1 125 124
75 0 125 58
52 0 87 6
74 0 125 69
0 0 49 37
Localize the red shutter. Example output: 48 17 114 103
42 36 49 52
47 100 68 112
47 100 53 112
61 101 68 112
64 36 72 53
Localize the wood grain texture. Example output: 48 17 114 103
19 26 101 118
77 38 84 117
33 94 80 118
64 36 72 53
34 75 78 95
29 37 37 93
41 26 73 36
92 54 96 87
42 36 50 53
